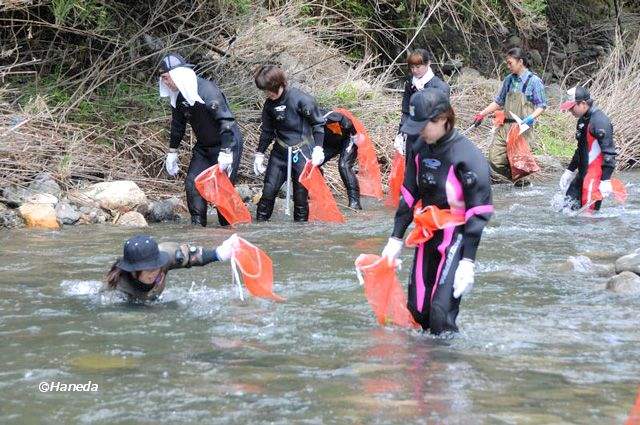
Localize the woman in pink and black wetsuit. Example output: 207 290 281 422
381 89 494 334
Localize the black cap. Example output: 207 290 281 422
560 85 591 111
116 235 171 272
159 53 194 73
400 89 451 135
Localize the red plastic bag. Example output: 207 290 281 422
298 161 345 223
506 123 540 180
230 235 285 301
334 108 383 199
405 202 465 247
194 165 251 225
384 151 405 208
355 254 419 328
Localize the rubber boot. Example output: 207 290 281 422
256 198 275 222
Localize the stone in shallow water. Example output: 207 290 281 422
615 252 640 275
69 354 139 371
115 211 148 228
606 271 640 294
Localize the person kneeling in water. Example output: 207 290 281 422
104 234 234 302
381 90 493 334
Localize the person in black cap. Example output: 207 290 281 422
252 65 326 222
380 89 493 334
104 234 234 301
559 85 617 211
320 108 362 209
393 49 450 156
158 52 244 227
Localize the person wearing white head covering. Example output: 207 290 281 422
158 53 244 227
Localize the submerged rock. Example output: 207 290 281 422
614 252 640 275
116 211 148 228
69 354 139 372
55 202 80 225
606 271 640 294
18 203 61 230
80 180 148 212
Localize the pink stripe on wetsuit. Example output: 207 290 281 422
414 165 494 312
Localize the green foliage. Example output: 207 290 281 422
50 0 112 32
533 112 575 158
522 0 547 16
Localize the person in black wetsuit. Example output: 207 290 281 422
393 49 450 155
103 234 234 302
252 65 326 222
380 90 493 334
321 109 361 209
158 53 244 227
559 85 617 212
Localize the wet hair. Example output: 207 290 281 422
254 65 287 92
407 49 433 66
431 106 456 133
105 260 131 289
506 47 530 68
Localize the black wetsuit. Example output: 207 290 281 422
565 105 616 211
398 74 451 131
256 87 325 222
169 77 244 226
105 242 219 302
392 130 493 334
321 109 361 209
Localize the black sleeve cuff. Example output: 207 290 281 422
313 131 324 148
601 166 614 181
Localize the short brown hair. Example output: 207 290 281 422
254 65 287 92
407 49 433 66
432 106 456 132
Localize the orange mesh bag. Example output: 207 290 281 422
384 151 406 208
194 165 252 226
230 235 285 301
505 124 540 180
355 254 419 328
405 201 465 247
298 161 346 223
334 108 383 199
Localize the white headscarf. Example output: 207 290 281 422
158 66 204 108
412 66 435 91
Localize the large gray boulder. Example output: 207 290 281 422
79 181 148 212
615 252 640 275
606 271 640 294
2 173 62 207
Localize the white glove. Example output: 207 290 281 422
393 133 406 156
453 259 475 299
217 150 233 175
381 237 404 265
559 169 576 192
311 146 325 166
165 151 179 176
599 180 613 198
215 236 236 262
253 153 267 176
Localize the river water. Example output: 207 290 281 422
1 173 639 424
